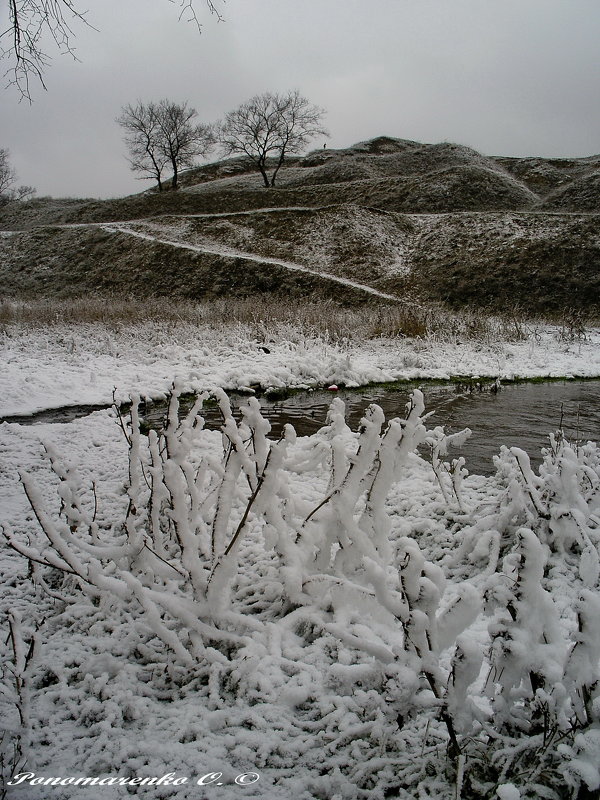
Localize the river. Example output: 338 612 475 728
4 380 599 476
144 379 600 475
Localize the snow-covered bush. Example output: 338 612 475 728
5 389 301 667
0 613 39 798
3 389 600 799
7 389 469 652
426 425 472 513
445 435 600 798
451 434 600 580
4 391 479 729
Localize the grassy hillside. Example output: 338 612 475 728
0 137 598 316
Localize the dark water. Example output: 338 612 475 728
141 380 600 474
3 381 599 476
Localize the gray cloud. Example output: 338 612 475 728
2 0 599 198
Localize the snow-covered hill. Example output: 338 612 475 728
0 137 598 315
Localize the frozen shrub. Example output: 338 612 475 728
451 435 600 581
0 613 40 797
5 391 479 705
4 389 599 799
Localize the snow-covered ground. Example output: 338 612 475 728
1 322 599 418
1 322 599 799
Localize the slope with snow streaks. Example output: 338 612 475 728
0 204 598 313
408 211 600 313
109 206 599 314
101 222 403 303
126 205 415 286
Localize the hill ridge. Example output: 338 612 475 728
0 137 598 316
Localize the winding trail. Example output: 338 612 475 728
101 222 403 303
2 204 405 302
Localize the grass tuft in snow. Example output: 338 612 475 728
0 296 530 343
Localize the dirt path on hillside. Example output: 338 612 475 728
101 222 404 303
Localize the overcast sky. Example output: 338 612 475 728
2 0 599 198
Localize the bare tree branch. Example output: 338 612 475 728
171 0 224 29
0 147 35 205
1 0 92 100
117 100 215 191
217 90 328 187
1 0 224 101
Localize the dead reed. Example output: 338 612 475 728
0 295 530 342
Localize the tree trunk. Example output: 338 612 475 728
171 158 178 190
270 149 287 187
258 164 270 188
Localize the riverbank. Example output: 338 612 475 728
1 369 599 799
2 311 600 799
1 319 599 417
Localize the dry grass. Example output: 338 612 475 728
0 296 529 343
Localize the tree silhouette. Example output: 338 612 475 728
218 90 328 187
2 1 223 100
117 100 215 191
0 147 35 205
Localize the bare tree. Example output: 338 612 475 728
117 103 169 192
1 1 223 101
217 90 328 187
117 100 215 191
0 148 35 206
156 100 215 190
